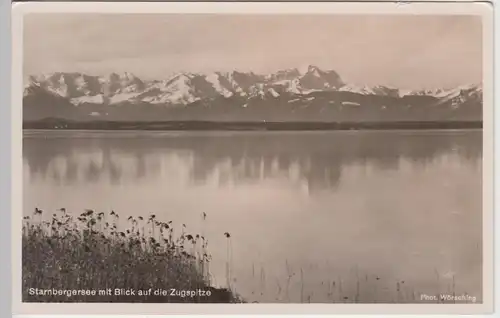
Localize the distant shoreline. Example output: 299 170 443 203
23 120 482 131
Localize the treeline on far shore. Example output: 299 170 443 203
23 119 483 131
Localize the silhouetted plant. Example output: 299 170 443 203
22 207 239 303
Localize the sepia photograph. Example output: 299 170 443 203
11 1 493 314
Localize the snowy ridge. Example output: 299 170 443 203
205 73 234 98
339 84 379 95
24 65 345 105
24 66 482 111
338 84 399 98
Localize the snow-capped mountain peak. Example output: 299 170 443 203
23 67 482 120
299 64 319 75
304 65 322 76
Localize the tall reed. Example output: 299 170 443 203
22 207 238 303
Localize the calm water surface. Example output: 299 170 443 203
23 130 482 303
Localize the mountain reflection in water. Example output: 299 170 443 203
23 130 481 194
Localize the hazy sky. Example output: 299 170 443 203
24 14 483 89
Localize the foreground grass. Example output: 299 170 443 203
22 208 239 303
22 208 477 304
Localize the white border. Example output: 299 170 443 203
0 0 11 317
11 1 495 315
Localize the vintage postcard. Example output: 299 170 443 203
11 1 493 315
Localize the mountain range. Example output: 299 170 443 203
23 65 483 123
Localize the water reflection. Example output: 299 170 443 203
22 130 483 303
23 130 482 193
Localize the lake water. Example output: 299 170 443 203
23 130 482 303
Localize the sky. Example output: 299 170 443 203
23 14 483 90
